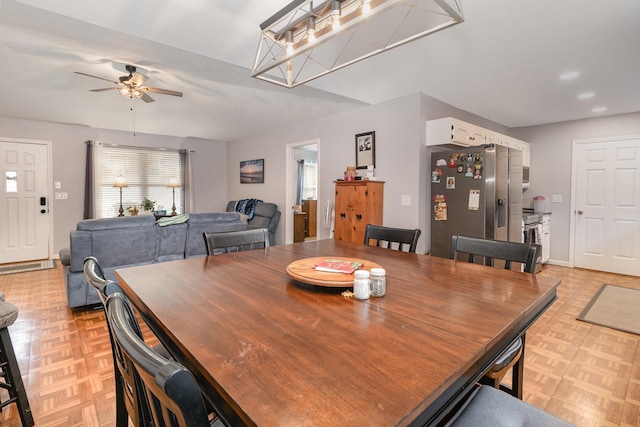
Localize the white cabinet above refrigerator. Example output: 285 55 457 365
426 117 530 166
426 117 485 147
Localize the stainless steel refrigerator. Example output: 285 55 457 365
430 144 523 258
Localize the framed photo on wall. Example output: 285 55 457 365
240 159 264 183
355 131 375 169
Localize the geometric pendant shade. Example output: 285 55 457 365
252 0 464 88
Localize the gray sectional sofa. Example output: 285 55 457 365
59 212 248 308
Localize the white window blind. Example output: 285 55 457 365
97 145 182 218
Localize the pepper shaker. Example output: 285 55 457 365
370 267 386 297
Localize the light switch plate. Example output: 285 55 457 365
552 194 563 203
55 192 68 200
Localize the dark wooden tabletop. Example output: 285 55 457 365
116 239 561 427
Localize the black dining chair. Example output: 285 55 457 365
84 256 176 426
449 234 541 399
105 292 224 427
443 385 574 426
363 224 421 253
203 228 270 256
84 256 150 427
450 234 540 274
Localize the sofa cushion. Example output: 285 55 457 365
89 227 159 268
69 216 159 272
77 215 156 231
253 202 277 219
184 212 248 258
157 223 188 262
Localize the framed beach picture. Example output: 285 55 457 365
355 131 375 169
240 159 264 184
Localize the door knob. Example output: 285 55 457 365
40 209 46 214
576 210 583 215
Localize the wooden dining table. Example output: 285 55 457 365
115 239 561 427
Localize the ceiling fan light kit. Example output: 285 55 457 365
75 65 183 103
120 86 144 99
252 0 464 88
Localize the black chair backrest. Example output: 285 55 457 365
83 256 149 427
449 234 540 274
83 256 123 305
203 228 270 256
83 256 107 295
105 293 211 427
363 224 421 253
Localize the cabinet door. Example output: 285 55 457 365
294 213 306 243
350 184 369 244
334 184 352 241
302 200 317 237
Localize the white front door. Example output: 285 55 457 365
573 136 640 276
0 139 51 263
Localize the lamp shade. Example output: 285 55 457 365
167 177 180 188
113 175 128 188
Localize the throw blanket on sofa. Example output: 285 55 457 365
156 214 189 226
234 199 263 220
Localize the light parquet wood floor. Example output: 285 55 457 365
0 263 638 426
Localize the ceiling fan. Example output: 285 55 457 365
74 65 183 103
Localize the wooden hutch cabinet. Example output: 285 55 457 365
334 181 384 244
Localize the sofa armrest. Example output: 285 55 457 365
69 230 92 272
59 247 71 266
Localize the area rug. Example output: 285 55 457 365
0 259 57 276
577 284 640 335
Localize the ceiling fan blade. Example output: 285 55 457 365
89 87 118 92
129 72 149 86
74 71 119 85
143 86 183 97
141 92 155 103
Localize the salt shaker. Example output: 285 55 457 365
353 270 371 300
370 267 386 297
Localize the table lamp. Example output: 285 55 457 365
167 177 179 216
113 175 128 217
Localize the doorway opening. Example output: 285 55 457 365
285 140 319 244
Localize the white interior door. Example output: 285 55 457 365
0 139 51 264
573 136 640 276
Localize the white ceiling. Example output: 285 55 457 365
1 0 639 141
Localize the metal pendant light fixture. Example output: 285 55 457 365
252 0 464 88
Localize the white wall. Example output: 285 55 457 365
0 116 228 256
227 94 424 247
227 93 512 251
511 111 640 265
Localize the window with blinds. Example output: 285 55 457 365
302 161 317 200
97 145 182 218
